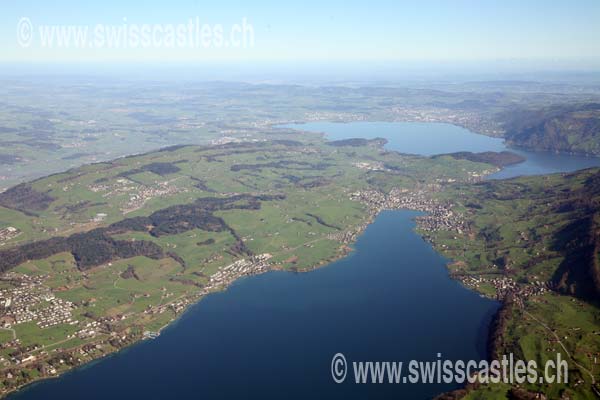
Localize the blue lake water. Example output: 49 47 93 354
11 211 497 400
488 148 600 179
14 121 597 400
284 121 600 179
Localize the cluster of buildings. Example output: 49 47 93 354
208 254 273 289
88 177 184 214
88 177 136 195
298 112 367 123
0 226 20 245
72 320 102 339
327 188 467 246
144 299 181 318
0 273 75 329
349 188 552 306
353 161 385 171
387 106 504 137
235 113 367 132
349 188 466 234
92 213 108 222
34 296 76 329
122 181 184 214
327 222 369 245
141 254 274 322
416 207 466 234
167 300 188 315
211 136 249 145
459 275 548 304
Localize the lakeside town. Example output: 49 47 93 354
457 274 549 305
0 273 75 331
0 173 568 396
345 187 552 308
143 253 275 323
0 252 278 395
328 187 467 247
349 187 467 233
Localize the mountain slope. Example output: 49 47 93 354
500 103 600 155
426 168 600 398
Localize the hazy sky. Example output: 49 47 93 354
1 0 600 67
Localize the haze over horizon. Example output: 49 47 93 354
3 2 600 399
1 0 600 82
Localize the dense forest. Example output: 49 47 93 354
0 193 284 273
499 103 600 155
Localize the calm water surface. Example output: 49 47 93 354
11 211 497 400
284 121 600 179
17 121 593 400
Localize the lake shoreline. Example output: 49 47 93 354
8 207 499 400
10 119 591 399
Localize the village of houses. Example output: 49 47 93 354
343 187 549 304
0 183 555 393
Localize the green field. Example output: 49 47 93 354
0 136 497 396
425 169 600 398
